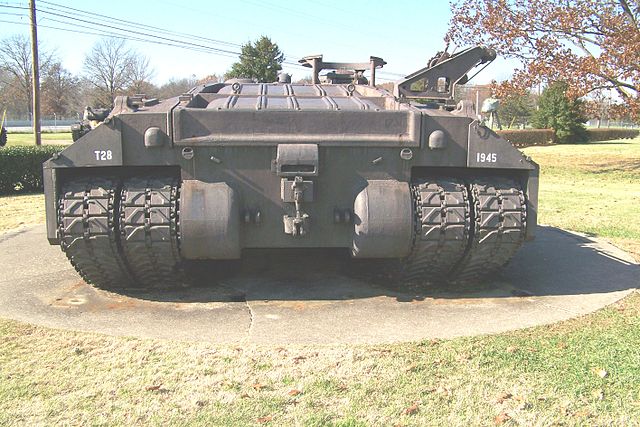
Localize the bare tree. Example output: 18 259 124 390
41 62 81 117
83 38 153 107
127 55 155 95
0 34 55 114
156 76 199 99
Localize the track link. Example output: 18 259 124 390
449 178 527 282
403 178 471 282
58 177 133 289
119 176 184 288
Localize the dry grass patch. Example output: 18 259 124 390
0 193 45 232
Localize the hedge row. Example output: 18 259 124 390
496 129 555 147
0 145 64 195
585 128 640 142
497 128 639 147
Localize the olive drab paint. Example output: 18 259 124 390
43 46 538 290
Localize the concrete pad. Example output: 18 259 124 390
0 225 637 344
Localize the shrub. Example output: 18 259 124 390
497 127 639 147
585 128 639 142
0 145 65 194
532 81 587 143
496 129 556 147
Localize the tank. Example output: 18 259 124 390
42 46 539 290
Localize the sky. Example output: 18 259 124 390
0 0 517 86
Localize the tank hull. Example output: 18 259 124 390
43 78 538 289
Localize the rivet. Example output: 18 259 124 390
181 147 194 160
400 148 413 160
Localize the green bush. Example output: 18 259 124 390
496 129 556 147
0 145 64 194
531 81 587 143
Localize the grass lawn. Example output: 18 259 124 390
0 137 638 425
5 132 73 146
522 138 640 261
1 293 638 425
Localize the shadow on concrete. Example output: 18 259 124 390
120 226 639 304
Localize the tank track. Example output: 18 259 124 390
120 176 183 289
59 175 524 289
403 178 470 282
58 177 134 289
450 178 527 283
58 175 184 290
404 177 526 284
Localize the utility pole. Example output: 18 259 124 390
29 0 41 146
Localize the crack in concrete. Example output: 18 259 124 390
531 299 581 316
244 298 255 340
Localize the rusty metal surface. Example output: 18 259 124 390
0 225 637 344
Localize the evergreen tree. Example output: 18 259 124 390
498 92 535 129
532 82 587 143
226 36 284 83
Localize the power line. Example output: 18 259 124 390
0 3 27 10
35 7 242 56
35 4 307 68
38 0 242 49
0 3 404 80
40 15 239 56
0 18 240 58
1 3 244 58
0 10 26 16
1 2 404 75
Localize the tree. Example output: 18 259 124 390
0 34 56 115
447 0 640 117
83 38 153 107
498 92 536 129
582 90 614 128
126 55 155 96
226 36 284 83
532 82 587 143
156 76 199 99
0 68 21 116
41 63 81 117
196 74 222 85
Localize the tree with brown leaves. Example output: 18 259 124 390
447 0 640 117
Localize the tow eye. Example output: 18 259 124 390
282 176 312 236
